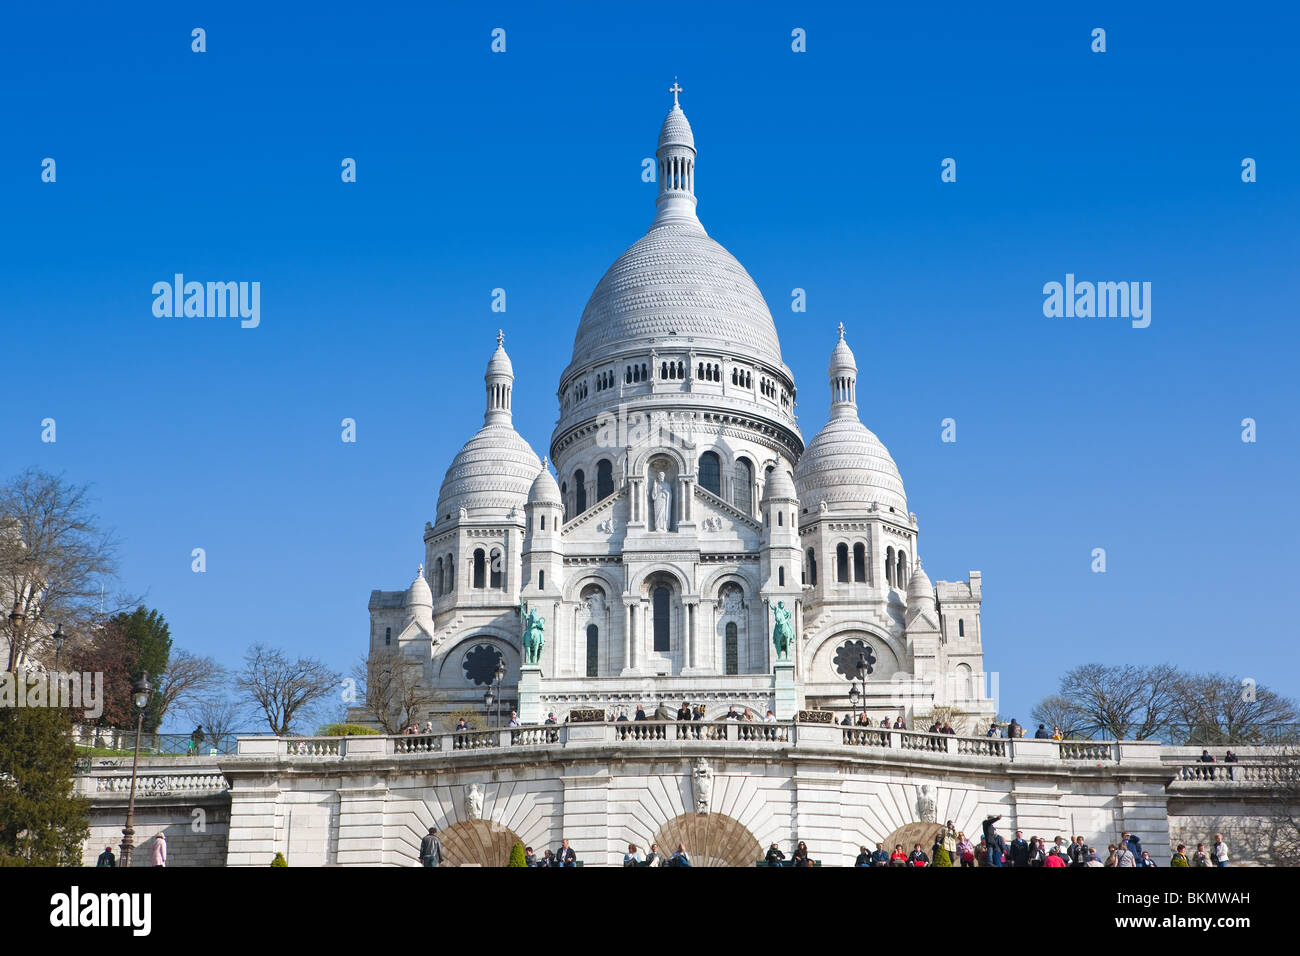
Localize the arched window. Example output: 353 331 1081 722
958 618 965 638
653 586 670 652
807 547 817 586
574 469 586 513
777 511 783 526
472 548 486 589
778 566 786 586
596 459 613 501
445 555 454 593
725 622 738 675
539 571 545 589
434 558 443 596
489 548 503 589
586 624 599 678
896 550 907 588
732 458 753 513
836 543 849 583
885 546 895 586
676 361 684 378
853 543 866 583
540 514 546 530
384 626 391 646
699 452 721 496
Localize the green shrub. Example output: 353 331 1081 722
933 845 953 867
271 852 288 867
507 843 527 867
316 723 380 737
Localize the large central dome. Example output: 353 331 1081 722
569 220 785 369
566 95 786 375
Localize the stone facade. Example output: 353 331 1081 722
355 92 995 733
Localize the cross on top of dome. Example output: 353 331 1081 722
670 79 682 108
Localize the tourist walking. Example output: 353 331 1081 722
151 833 167 867
419 827 443 867
1212 834 1229 867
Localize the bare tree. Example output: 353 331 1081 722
1030 694 1087 739
154 650 226 728
1169 672 1299 746
351 652 435 734
1 470 125 672
1267 747 1300 865
235 644 340 736
1058 663 1179 740
183 694 247 755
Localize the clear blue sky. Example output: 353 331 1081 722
3 2 1297 728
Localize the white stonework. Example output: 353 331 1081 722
356 92 996 733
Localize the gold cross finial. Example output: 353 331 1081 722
670 79 682 107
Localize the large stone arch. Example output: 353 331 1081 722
434 631 519 685
653 812 762 867
804 623 905 684
438 819 524 867
882 822 946 860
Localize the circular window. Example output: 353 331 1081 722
834 640 876 680
463 644 504 686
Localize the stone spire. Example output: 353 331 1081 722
484 329 515 426
828 323 858 421
653 80 698 226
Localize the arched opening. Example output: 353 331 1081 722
384 626 391 646
489 548 503 589
652 585 670 653
434 558 444 596
444 555 454 594
699 451 721 497
652 812 761 868
732 458 753 513
853 543 866 583
596 459 613 501
778 566 786 586
436 819 525 868
574 469 586 513
725 622 738 675
836 543 849 583
896 550 907 588
885 546 895 587
540 514 546 530
806 548 817 586
472 548 486 589
958 618 965 638
586 623 599 678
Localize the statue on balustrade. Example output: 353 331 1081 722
772 601 794 662
521 604 546 665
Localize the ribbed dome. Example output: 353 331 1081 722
763 466 796 501
569 220 785 370
436 424 541 522
486 337 513 378
829 327 857 375
795 418 908 514
407 565 433 609
528 459 562 505
658 105 694 151
907 558 933 603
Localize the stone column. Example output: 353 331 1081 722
622 599 636 673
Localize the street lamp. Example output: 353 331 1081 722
495 659 506 728
120 671 152 867
52 623 65 673
848 684 860 726
852 655 871 724
483 685 495 727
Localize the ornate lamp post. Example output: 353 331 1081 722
483 684 494 728
120 671 152 867
495 659 506 728
852 655 871 724
52 622 65 673
848 684 861 726
483 658 506 728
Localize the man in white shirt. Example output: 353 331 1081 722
1212 834 1229 867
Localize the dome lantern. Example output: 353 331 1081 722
653 80 698 227
484 329 514 426
829 322 859 421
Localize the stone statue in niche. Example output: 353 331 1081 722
651 471 671 532
917 784 936 823
465 782 483 820
691 757 712 814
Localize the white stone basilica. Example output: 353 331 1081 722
362 91 996 730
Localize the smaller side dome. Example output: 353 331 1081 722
762 466 797 502
407 564 433 609
829 322 857 375
906 558 934 604
528 457 563 506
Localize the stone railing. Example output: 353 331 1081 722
77 765 229 797
1169 763 1298 786
232 726 1162 766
